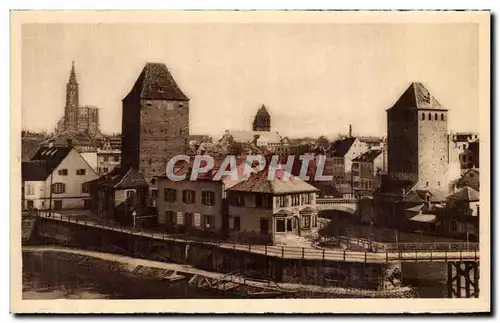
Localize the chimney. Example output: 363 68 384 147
349 125 352 138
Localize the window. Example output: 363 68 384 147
164 188 177 202
353 181 359 188
235 193 245 207
103 167 108 173
151 189 159 198
26 184 34 196
58 169 68 176
441 114 444 121
202 191 215 206
203 215 214 229
312 215 317 227
291 194 301 207
76 169 86 175
437 181 441 187
182 189 195 204
434 113 438 120
352 170 360 177
113 155 120 162
422 113 425 120
302 215 311 229
81 183 90 193
286 219 293 232
425 181 429 187
276 218 285 232
166 211 176 225
262 194 271 209
301 193 311 205
103 155 109 162
428 113 431 120
51 183 66 194
126 189 136 198
276 195 288 208
233 216 241 231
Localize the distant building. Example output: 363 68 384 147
252 104 271 132
56 61 100 136
455 168 480 192
227 169 319 245
351 149 383 196
22 146 98 210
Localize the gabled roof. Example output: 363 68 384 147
353 149 382 162
228 169 319 194
22 146 73 181
389 82 447 111
330 137 357 157
124 62 189 101
448 187 480 202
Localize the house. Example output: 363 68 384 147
155 167 226 238
328 136 370 184
351 149 383 196
22 146 98 211
96 141 121 175
226 169 320 245
85 167 152 227
455 168 480 191
435 186 480 240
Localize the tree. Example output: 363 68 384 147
317 135 330 148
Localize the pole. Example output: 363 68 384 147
48 162 53 218
466 232 470 251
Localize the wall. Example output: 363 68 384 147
80 151 98 172
45 149 98 209
156 179 224 231
33 217 400 291
23 181 46 209
387 108 419 181
139 99 189 185
417 111 449 192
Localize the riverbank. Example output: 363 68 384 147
23 246 417 298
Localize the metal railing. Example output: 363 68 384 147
34 211 480 264
316 198 359 205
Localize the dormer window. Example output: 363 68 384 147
158 88 164 93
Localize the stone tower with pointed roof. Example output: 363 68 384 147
387 82 449 192
252 105 271 132
121 62 190 184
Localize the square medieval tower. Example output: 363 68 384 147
121 63 190 185
387 82 449 193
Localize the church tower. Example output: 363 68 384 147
121 62 190 185
252 104 271 132
64 61 79 132
387 82 449 193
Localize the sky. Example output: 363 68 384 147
21 23 479 139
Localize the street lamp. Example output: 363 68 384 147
132 210 137 230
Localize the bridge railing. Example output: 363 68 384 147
316 198 359 205
33 211 480 263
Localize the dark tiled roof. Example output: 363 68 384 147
23 146 73 181
353 149 382 162
255 104 271 117
447 187 480 202
87 167 148 189
358 136 384 143
330 137 356 157
22 160 49 181
124 63 189 101
389 82 447 111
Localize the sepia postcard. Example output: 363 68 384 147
10 10 491 314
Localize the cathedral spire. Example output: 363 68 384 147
69 60 77 84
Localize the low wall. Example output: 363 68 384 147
33 217 401 291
